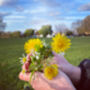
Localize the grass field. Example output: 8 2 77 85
0 37 90 90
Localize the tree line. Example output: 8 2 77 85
0 15 90 38
0 25 53 38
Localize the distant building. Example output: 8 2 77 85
85 32 90 36
47 34 52 38
39 34 43 38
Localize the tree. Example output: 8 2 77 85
0 18 6 32
24 29 35 37
71 20 82 35
80 16 90 35
72 20 82 31
72 16 90 35
55 24 68 34
38 25 53 37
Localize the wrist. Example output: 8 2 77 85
67 65 81 85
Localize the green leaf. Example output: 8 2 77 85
29 71 35 82
35 45 41 51
24 82 34 90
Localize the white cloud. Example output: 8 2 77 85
30 18 48 25
33 0 60 7
5 19 25 24
23 6 48 14
16 6 24 12
48 11 60 16
0 12 11 17
65 16 84 20
5 15 26 20
31 7 47 14
0 0 18 7
0 0 4 6
79 3 90 11
29 16 51 29
55 16 84 21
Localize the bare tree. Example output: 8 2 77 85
72 20 82 31
71 20 82 35
55 24 68 34
0 17 6 32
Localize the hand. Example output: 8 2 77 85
53 52 81 85
19 70 76 90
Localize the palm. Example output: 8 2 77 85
19 71 75 90
31 71 75 90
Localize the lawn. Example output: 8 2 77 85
0 37 90 90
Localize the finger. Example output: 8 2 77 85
19 72 30 81
22 62 30 71
22 64 25 69
26 53 31 62
19 72 38 82
53 57 59 63
53 57 57 60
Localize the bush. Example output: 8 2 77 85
24 29 34 37
65 30 73 36
0 32 11 38
11 31 21 38
0 31 4 36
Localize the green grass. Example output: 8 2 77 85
0 37 90 90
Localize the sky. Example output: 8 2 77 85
0 0 90 32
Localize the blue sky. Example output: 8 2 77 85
0 0 90 32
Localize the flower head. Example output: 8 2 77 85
24 39 43 54
19 54 26 64
22 69 26 74
44 64 58 80
51 33 71 53
22 57 26 63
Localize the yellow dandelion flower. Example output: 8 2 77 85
22 69 26 74
44 64 58 80
51 33 71 53
22 57 26 63
51 64 58 69
24 39 43 54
